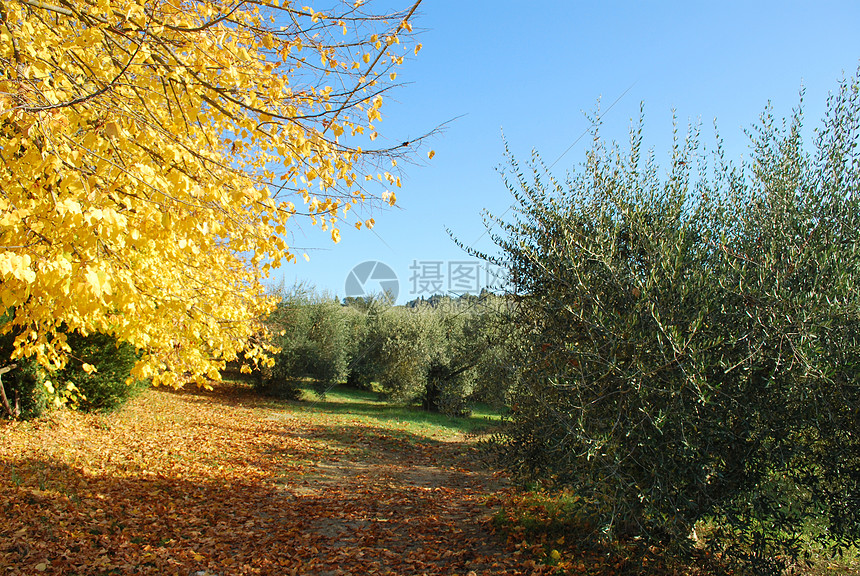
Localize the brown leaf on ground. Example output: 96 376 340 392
0 385 557 575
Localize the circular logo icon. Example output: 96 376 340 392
344 261 399 303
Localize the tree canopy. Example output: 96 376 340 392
0 0 424 387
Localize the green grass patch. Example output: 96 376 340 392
292 383 503 441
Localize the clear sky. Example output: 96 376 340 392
277 0 860 303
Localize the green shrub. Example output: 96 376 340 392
343 296 388 390
0 354 48 420
1 309 53 418
372 306 440 403
2 310 142 417
483 71 860 573
262 287 510 412
459 295 519 409
55 331 143 412
345 295 509 414
422 307 493 415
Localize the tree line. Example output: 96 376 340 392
256 288 515 415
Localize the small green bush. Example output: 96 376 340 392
55 331 144 412
1 310 49 419
343 296 390 391
2 309 143 417
0 355 49 419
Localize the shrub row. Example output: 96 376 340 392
259 288 512 413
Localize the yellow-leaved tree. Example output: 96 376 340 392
0 0 425 388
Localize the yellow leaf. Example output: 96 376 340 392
428 150 436 160
84 268 103 297
0 0 421 386
103 121 120 138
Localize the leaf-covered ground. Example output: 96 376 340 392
1 384 557 575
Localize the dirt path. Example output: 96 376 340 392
0 386 552 575
275 427 518 575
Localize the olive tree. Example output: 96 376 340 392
484 72 860 573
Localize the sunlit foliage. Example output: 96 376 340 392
0 0 424 387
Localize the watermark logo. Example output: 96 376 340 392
345 259 509 304
409 260 508 296
344 261 399 302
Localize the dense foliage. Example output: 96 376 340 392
263 289 510 412
0 340 47 419
0 0 425 388
484 72 860 572
53 331 143 412
261 289 350 399
1 313 143 417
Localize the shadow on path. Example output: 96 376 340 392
0 385 547 575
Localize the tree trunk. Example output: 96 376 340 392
0 364 19 419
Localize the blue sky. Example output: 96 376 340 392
277 1 860 303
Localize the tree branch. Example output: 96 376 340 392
18 0 74 18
